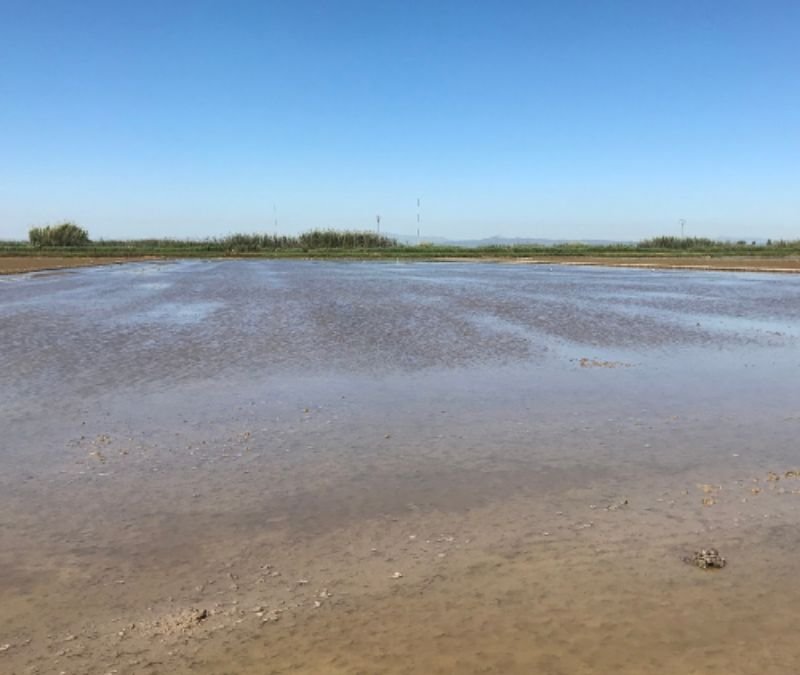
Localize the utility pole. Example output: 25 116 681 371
376 214 381 235
417 197 421 244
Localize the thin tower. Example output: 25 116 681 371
376 214 381 234
680 218 686 239
417 197 421 243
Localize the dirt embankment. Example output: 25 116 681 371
0 256 164 275
3 254 800 275
439 255 800 273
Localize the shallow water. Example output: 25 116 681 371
1 260 799 674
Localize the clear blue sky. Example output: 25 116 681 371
1 0 798 241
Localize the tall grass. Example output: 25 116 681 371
215 230 396 251
637 236 721 250
29 222 90 247
4 227 800 259
9 230 397 255
297 229 395 249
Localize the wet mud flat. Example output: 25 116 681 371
1 260 800 674
3 254 800 277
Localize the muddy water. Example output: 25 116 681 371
1 260 799 674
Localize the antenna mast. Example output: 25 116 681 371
417 197 421 244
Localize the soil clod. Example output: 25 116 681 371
684 548 726 570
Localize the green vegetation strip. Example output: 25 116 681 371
2 225 800 259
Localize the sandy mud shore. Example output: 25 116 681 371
2 260 799 674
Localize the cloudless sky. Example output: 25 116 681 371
1 0 798 241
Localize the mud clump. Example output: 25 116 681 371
685 549 726 570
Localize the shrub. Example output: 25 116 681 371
29 222 90 247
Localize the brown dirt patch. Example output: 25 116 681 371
4 254 800 275
440 255 800 272
0 256 165 274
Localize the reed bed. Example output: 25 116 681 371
3 227 800 260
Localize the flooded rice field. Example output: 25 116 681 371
2 260 800 674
